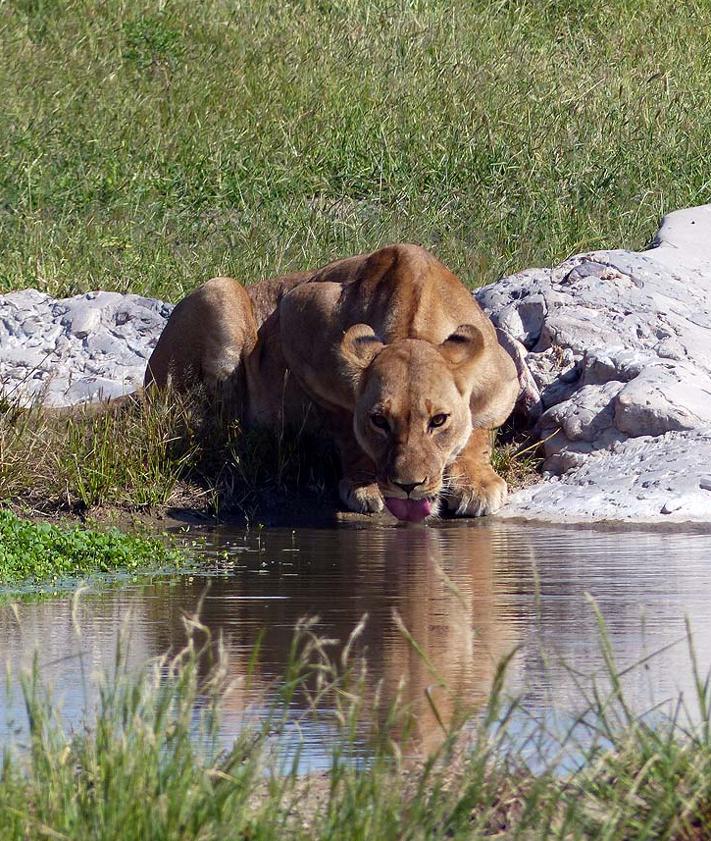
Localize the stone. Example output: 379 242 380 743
500 431 711 524
0 290 172 407
476 203 711 524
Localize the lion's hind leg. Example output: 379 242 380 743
145 277 258 421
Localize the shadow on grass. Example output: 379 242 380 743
0 389 540 526
0 388 342 524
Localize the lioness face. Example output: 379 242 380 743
352 339 474 518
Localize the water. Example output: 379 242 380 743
3 521 711 767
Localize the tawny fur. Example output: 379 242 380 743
145 244 519 517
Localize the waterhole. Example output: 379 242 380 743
3 521 711 768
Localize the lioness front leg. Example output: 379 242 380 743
334 426 384 514
444 427 507 517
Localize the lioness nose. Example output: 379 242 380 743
393 479 426 496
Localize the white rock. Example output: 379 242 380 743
478 203 711 524
499 431 711 524
0 290 172 407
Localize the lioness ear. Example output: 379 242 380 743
438 324 485 367
340 324 385 375
441 323 520 428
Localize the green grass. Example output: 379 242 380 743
0 509 183 586
0 393 200 514
0 390 341 517
2 0 710 302
2 612 711 839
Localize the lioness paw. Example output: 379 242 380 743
444 472 507 517
339 479 384 514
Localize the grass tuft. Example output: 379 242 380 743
2 606 711 838
0 392 200 514
0 388 344 518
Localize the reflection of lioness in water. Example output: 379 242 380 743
145 245 518 521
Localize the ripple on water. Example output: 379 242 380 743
3 520 711 769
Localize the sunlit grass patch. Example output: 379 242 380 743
2 0 710 299
0 509 183 586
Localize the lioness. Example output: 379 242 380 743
145 244 518 521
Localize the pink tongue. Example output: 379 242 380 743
384 497 433 523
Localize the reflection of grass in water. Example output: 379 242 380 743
3 605 711 838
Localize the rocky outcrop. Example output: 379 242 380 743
0 289 172 406
2 204 711 524
476 204 711 524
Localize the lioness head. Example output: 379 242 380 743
340 323 514 522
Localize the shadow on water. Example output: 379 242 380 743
4 520 711 769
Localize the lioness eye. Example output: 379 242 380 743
370 413 389 431
429 413 449 429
